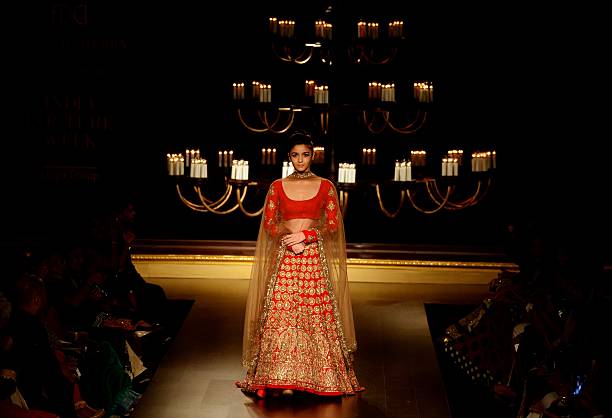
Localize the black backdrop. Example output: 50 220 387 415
3 0 608 252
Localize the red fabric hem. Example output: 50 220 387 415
248 384 356 397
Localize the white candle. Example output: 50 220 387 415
399 161 407 181
442 158 448 176
231 160 237 179
203 160 208 178
407 161 412 181
244 161 249 180
394 161 400 181
272 148 277 164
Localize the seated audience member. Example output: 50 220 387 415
6 274 104 418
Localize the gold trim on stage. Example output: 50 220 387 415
131 254 517 271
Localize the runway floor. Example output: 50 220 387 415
130 278 488 418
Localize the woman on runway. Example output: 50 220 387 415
237 131 363 397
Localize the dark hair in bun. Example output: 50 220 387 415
287 130 314 153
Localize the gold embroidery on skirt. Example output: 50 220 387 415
241 242 359 394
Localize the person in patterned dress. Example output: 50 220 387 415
237 131 363 398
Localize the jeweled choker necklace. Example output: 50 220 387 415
290 171 315 179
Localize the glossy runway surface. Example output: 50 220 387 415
131 277 487 418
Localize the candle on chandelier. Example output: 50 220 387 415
261 148 266 165
388 21 403 38
305 80 315 98
325 22 332 40
266 148 271 165
223 150 228 168
272 148 277 164
399 161 407 181
231 160 236 179
362 148 367 164
315 20 323 38
232 82 245 100
252 82 260 101
269 17 278 34
357 21 366 38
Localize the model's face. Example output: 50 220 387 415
289 144 313 173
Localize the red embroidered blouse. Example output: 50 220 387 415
263 178 339 236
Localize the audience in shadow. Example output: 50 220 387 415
0 192 171 418
442 219 610 418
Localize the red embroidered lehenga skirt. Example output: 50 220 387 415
239 243 361 395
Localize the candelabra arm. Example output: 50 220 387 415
176 184 212 212
262 110 295 133
293 47 314 64
319 111 329 135
424 180 464 210
182 184 246 215
362 47 397 64
237 108 269 133
406 185 451 214
259 109 281 129
197 183 233 210
426 178 490 209
382 110 427 134
375 184 405 218
351 46 397 65
272 44 313 64
236 186 265 217
362 110 386 134
339 190 349 217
